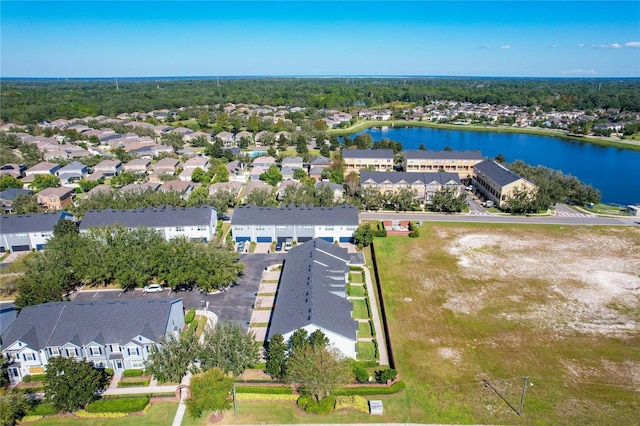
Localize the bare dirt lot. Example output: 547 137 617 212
374 224 640 425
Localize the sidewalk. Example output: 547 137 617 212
361 264 389 366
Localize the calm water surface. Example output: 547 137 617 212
353 127 640 205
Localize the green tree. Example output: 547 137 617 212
388 187 418 211
264 334 288 381
353 223 374 248
0 393 30 426
286 344 351 401
429 186 467 213
199 322 260 376
186 368 234 419
494 153 506 164
289 328 309 353
247 114 261 132
260 165 283 185
212 163 229 183
44 356 110 412
244 187 278 207
190 167 206 183
113 147 133 163
161 133 185 151
76 179 101 193
30 174 60 191
53 218 79 238
354 133 373 149
0 176 22 190
13 193 44 214
110 171 136 188
293 168 307 180
187 186 210 207
145 328 198 384
359 187 384 211
309 329 329 347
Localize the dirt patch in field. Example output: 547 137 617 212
443 228 640 337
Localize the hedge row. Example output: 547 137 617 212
234 385 293 395
23 374 47 383
86 396 150 413
117 379 149 387
334 381 406 396
236 393 298 402
122 369 144 378
184 308 196 324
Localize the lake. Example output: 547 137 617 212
352 127 640 206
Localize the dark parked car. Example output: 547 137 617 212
222 216 231 221
275 242 282 251
174 284 194 292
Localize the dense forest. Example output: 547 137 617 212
2 77 639 124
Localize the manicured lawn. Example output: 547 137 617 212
351 299 369 319
349 272 363 284
348 284 366 297
356 341 376 361
29 401 179 425
358 321 373 338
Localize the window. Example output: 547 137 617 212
255 226 265 230
127 347 140 356
50 347 60 356
131 360 144 369
10 368 19 378
175 226 184 232
89 346 102 356
325 227 334 231
66 348 78 357
303 226 313 231
197 226 207 231
110 344 120 353
23 352 36 361
275 226 286 231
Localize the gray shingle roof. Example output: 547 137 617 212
474 160 528 187
267 239 357 341
405 149 483 160
0 211 65 234
79 206 214 230
1 298 182 350
360 171 461 185
0 188 33 202
232 204 358 226
342 149 394 159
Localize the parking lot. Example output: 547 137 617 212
71 252 286 329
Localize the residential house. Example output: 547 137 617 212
1 298 185 384
120 182 160 193
183 131 211 144
80 206 217 242
215 131 235 146
159 180 193 199
24 162 60 177
403 150 484 179
252 155 276 169
93 160 122 177
123 159 151 174
183 156 210 172
277 180 301 200
0 164 27 179
56 161 88 185
280 167 296 181
0 188 33 213
250 166 266 182
153 158 180 174
342 149 394 173
267 238 357 358
231 204 358 243
36 187 74 210
225 160 247 181
315 181 344 203
472 160 538 207
208 181 242 196
241 181 274 203
360 171 462 204
235 131 253 144
0 211 72 252
281 156 304 170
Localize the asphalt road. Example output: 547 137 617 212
71 252 286 329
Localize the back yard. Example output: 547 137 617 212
374 223 640 424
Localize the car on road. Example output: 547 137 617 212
275 242 282 251
284 240 293 251
222 216 231 221
481 200 495 208
143 284 163 294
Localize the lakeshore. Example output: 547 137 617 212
327 119 640 152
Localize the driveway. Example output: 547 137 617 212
71 252 286 330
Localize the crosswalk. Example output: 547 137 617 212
556 212 588 217
469 211 492 216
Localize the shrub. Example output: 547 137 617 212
353 364 370 383
355 360 378 368
86 396 150 413
76 410 127 418
22 375 32 383
30 403 58 416
122 369 144 378
103 368 114 376
349 266 362 271
408 221 420 238
184 309 196 324
189 321 197 332
117 379 149 387
235 385 293 395
334 395 369 413
334 381 405 396
236 393 298 402
373 229 387 238
297 395 313 409
305 396 335 414
375 368 398 384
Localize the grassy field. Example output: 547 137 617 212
29 401 179 425
371 223 640 424
358 320 373 338
351 299 370 319
348 283 366 297
357 341 376 361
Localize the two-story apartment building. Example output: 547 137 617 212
79 205 217 242
403 150 484 179
0 211 72 252
342 149 394 173
231 204 358 244
1 298 185 384
472 160 538 207
360 171 462 203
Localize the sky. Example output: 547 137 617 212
1 1 639 78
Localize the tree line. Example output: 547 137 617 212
3 77 639 124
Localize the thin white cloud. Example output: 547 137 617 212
578 43 585 48
625 41 640 47
591 43 622 49
500 45 511 49
559 69 596 76
550 44 558 49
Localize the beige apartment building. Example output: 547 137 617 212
342 149 394 173
403 150 484 178
360 171 462 204
472 160 537 207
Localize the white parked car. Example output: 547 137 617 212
143 284 163 294
284 240 293 251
